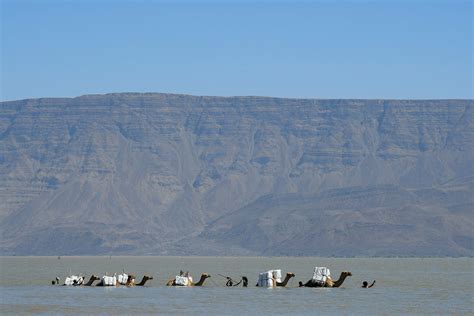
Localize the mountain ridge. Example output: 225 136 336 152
5 92 470 103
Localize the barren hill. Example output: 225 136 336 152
0 93 472 256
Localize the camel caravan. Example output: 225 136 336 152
53 266 357 288
54 272 153 287
255 267 352 288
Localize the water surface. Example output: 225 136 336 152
0 256 472 315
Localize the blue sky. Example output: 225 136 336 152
1 0 472 100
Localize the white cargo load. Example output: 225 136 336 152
257 269 282 287
258 272 272 287
117 273 128 285
101 274 117 286
175 275 190 286
273 269 282 282
312 267 330 286
64 275 84 286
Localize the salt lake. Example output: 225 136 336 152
0 256 472 315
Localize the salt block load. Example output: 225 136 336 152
101 274 117 286
174 275 190 286
117 273 128 285
312 267 330 286
64 275 84 286
257 269 282 287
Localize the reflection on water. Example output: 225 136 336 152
0 257 472 315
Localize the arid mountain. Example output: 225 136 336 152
0 93 472 256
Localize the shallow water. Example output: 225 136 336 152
0 256 472 315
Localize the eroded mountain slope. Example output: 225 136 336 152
0 94 472 255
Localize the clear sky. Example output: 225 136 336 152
1 0 472 101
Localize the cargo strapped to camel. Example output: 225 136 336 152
117 273 128 285
257 269 282 287
174 275 190 286
312 267 330 286
64 275 84 286
101 274 117 286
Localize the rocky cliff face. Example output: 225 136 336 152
0 93 472 256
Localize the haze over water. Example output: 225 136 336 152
1 256 472 315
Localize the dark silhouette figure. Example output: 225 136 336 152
231 276 248 287
362 280 376 288
52 277 60 285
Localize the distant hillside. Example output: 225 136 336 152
0 93 472 256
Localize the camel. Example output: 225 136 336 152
54 274 99 286
166 273 211 287
300 271 352 288
256 270 294 287
125 274 154 287
61 275 84 286
275 272 295 287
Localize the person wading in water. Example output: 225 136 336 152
220 274 248 287
362 280 376 288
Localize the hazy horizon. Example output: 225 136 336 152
1 91 473 103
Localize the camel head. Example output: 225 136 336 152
286 272 295 278
90 274 100 281
201 273 211 279
342 271 352 277
143 274 154 281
